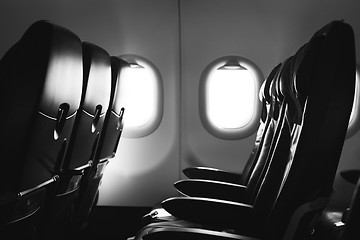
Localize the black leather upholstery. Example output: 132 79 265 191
95 56 128 161
38 42 112 239
71 56 129 231
0 20 83 237
0 19 129 239
267 20 355 240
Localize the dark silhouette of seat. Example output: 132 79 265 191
173 17 327 204
71 56 129 231
181 66 278 186
174 63 289 204
142 33 313 223
133 20 356 240
136 54 295 240
38 41 113 239
140 61 291 228
140 51 297 223
0 20 83 238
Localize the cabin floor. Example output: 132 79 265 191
77 206 152 240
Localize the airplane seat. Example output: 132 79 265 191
139 56 297 230
174 63 284 203
173 57 304 206
131 20 356 240
265 20 356 240
95 56 128 162
244 58 297 206
70 56 129 232
181 63 281 185
134 54 297 240
38 41 112 239
0 20 83 238
143 62 285 224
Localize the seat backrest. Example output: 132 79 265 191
263 20 356 240
245 61 293 203
249 55 300 224
93 56 129 163
70 56 129 232
0 20 83 229
0 19 83 198
37 42 113 239
61 42 112 171
240 63 282 186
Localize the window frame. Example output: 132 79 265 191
199 55 264 140
118 54 163 138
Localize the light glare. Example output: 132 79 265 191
119 67 156 128
206 69 255 129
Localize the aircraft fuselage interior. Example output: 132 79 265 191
1 1 360 240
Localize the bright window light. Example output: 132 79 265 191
118 55 163 138
206 69 255 129
200 56 263 140
119 66 156 128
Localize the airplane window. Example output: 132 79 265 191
199 56 264 139
118 55 163 138
347 64 360 138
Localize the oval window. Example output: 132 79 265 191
117 55 163 138
199 56 264 139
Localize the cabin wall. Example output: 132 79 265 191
97 0 181 206
0 0 359 208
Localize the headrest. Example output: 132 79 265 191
284 21 352 123
277 57 293 102
81 42 112 116
259 79 266 103
0 20 83 141
277 57 303 125
292 39 324 109
293 20 350 108
0 20 83 192
263 63 282 104
20 20 83 117
110 56 130 115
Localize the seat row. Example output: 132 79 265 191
131 20 357 240
0 20 128 239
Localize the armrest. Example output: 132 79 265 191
174 179 249 203
0 177 56 224
161 196 254 230
183 167 242 184
143 226 262 240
